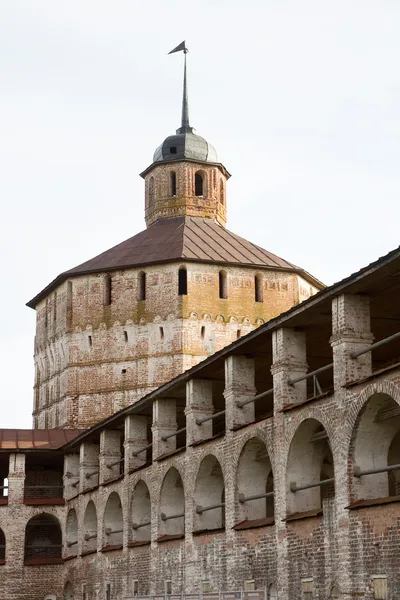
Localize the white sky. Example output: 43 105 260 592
0 1 399 428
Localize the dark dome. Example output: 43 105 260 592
153 132 218 164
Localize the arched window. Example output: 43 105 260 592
0 529 5 563
138 272 146 301
24 514 62 563
83 501 97 554
194 455 225 532
159 467 184 539
131 480 151 544
178 267 187 296
255 274 263 303
351 393 400 501
104 492 123 547
195 172 204 196
286 419 334 515
220 180 225 206
149 177 154 202
65 509 78 554
170 171 177 196
64 582 74 600
219 270 228 299
237 438 274 523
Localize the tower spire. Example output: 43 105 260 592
168 41 193 134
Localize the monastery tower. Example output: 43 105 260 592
27 50 323 429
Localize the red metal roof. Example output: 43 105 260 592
0 429 85 450
27 217 323 308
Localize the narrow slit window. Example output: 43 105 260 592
178 267 187 295
105 275 112 305
201 326 205 339
195 172 204 196
160 327 164 340
124 330 128 343
220 180 225 205
255 274 263 302
219 270 228 299
237 329 241 339
149 177 154 202
170 171 177 196
88 335 92 348
138 272 146 301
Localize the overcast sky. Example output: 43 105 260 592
1 1 399 428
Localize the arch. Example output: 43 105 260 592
104 491 123 547
237 438 274 522
195 171 205 196
219 270 228 300
350 392 400 501
149 177 154 202
159 467 184 538
63 582 74 600
138 271 146 301
255 274 263 303
330 585 340 599
178 267 188 296
286 419 334 515
83 500 97 553
220 179 225 206
0 528 5 562
65 509 78 550
170 171 177 196
131 480 151 543
194 455 225 532
24 513 62 562
268 584 277 600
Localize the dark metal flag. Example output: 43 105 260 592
168 41 188 55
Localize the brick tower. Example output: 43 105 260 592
27 50 323 429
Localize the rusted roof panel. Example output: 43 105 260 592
27 217 323 308
0 429 85 451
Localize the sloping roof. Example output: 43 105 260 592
27 217 323 307
0 429 84 451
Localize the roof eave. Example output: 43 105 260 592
139 158 231 179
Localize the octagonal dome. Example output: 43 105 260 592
153 132 218 164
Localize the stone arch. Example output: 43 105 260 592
286 418 334 514
0 528 5 562
24 513 62 562
65 508 78 550
268 583 277 599
104 491 123 547
194 455 225 532
63 582 74 600
131 480 151 543
236 437 274 522
83 500 97 553
350 389 400 501
159 467 184 538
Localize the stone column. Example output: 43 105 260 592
152 398 177 459
79 442 99 492
124 414 149 472
185 379 213 445
331 294 373 389
99 430 123 484
271 327 307 411
7 453 25 505
224 355 256 430
63 453 80 498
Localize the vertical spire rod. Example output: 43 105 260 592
181 50 191 132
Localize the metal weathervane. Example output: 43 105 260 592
168 41 193 134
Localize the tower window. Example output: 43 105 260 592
149 177 154 202
220 180 225 206
105 275 112 305
138 272 146 301
124 330 128 343
201 326 205 339
88 335 93 348
219 270 228 299
255 274 263 303
178 267 187 295
170 147 177 154
160 327 164 340
195 172 204 196
170 171 177 196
